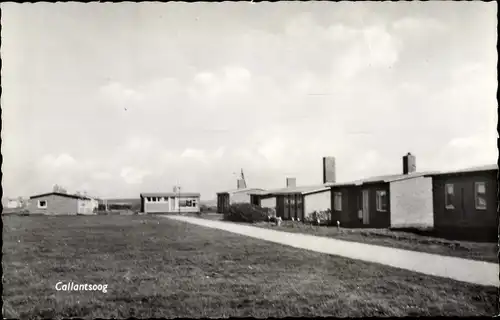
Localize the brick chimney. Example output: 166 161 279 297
286 178 296 188
322 157 336 183
403 152 416 174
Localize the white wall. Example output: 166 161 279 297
390 177 434 228
261 197 276 209
304 190 331 218
77 199 98 215
230 189 263 204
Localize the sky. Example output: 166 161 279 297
1 2 497 200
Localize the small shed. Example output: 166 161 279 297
27 192 97 215
424 164 498 241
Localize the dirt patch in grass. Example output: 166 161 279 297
243 220 498 263
3 215 498 318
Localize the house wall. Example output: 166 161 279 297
77 199 98 215
331 187 352 225
230 192 251 204
261 196 276 210
143 196 200 213
390 177 434 228
431 170 497 239
334 184 391 228
144 197 172 213
217 193 230 213
304 190 331 220
7 200 21 208
178 196 200 213
28 195 78 215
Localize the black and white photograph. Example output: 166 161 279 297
1 1 498 318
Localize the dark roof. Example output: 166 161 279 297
216 187 265 195
349 171 438 185
423 164 498 177
29 192 92 200
140 192 201 198
253 172 438 197
254 183 339 196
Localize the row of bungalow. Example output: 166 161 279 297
217 153 498 241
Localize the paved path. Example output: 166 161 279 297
165 215 499 287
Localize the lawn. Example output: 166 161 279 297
2 215 498 318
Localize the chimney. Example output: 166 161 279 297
322 157 336 184
403 152 416 174
286 177 296 188
237 179 246 189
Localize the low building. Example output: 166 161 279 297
331 153 436 229
250 156 338 221
140 192 200 214
424 164 498 241
27 192 98 215
216 187 266 214
253 184 335 221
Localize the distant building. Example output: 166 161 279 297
5 198 22 209
424 164 498 241
27 192 98 215
140 192 201 214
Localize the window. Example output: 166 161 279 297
334 192 342 211
38 200 48 209
376 190 387 212
475 182 487 210
445 184 454 209
146 197 152 202
192 200 197 208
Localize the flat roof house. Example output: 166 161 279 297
250 157 338 221
424 164 498 241
216 187 266 214
331 153 436 229
140 192 200 214
28 192 98 215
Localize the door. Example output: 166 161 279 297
277 196 285 218
289 195 296 220
296 195 303 221
284 196 290 219
362 190 370 225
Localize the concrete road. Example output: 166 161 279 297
164 215 499 287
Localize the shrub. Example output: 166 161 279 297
304 209 332 224
223 203 270 223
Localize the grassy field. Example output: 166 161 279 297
188 213 498 263
3 215 498 318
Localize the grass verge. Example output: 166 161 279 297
3 215 498 318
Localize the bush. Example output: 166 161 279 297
223 203 270 223
304 209 332 224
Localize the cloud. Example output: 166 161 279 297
392 17 447 33
120 167 151 185
187 66 252 106
41 153 77 168
335 25 400 78
100 82 143 106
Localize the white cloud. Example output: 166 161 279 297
120 167 151 185
41 153 77 168
100 82 143 105
181 148 207 161
392 17 447 33
91 171 113 181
